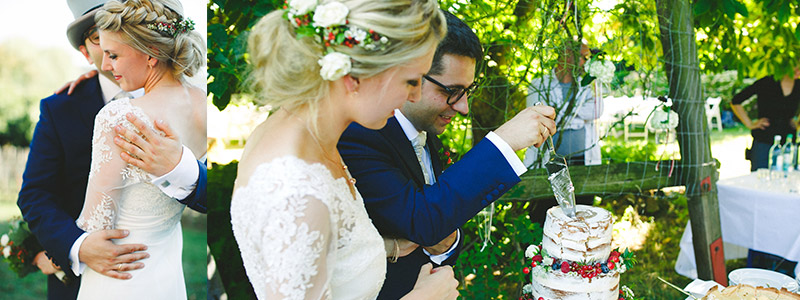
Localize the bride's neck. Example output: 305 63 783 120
143 68 181 94
284 98 350 152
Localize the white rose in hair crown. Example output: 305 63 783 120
284 0 390 81
318 52 352 81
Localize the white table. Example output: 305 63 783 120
675 172 800 279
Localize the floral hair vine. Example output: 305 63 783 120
147 17 196 38
283 0 391 81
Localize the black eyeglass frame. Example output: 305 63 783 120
423 75 478 105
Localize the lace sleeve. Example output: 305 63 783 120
76 101 133 232
231 165 334 300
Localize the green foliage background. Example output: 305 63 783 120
0 40 78 147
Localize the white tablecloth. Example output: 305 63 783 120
675 172 800 278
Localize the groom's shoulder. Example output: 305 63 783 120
40 76 101 108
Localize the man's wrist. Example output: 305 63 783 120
151 145 199 199
69 232 90 276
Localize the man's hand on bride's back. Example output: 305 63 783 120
54 70 98 95
402 263 459 300
114 113 182 177
79 229 149 280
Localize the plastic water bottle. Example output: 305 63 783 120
782 134 795 173
768 135 782 172
794 128 800 171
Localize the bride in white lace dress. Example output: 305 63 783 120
74 0 205 299
229 1 458 299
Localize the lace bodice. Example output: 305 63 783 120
231 156 386 300
76 98 185 233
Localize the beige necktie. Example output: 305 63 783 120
411 131 433 185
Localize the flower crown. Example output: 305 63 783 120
283 0 391 81
147 18 196 37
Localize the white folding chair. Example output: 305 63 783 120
706 97 723 132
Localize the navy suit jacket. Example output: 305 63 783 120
16 76 207 300
338 117 520 299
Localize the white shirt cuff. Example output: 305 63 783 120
69 232 89 276
485 131 527 176
422 230 461 265
150 145 199 200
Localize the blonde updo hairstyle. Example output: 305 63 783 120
248 0 446 111
94 0 205 80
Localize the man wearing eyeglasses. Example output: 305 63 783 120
339 11 557 300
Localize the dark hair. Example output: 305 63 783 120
428 10 482 75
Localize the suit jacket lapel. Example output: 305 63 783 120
380 117 426 188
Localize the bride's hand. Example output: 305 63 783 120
401 263 459 300
54 70 98 95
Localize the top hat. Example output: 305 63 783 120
66 0 108 50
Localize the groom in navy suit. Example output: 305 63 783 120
339 11 556 299
16 1 206 299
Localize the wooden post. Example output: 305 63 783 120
655 0 726 284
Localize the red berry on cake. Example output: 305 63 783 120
560 261 570 273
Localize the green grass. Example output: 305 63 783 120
0 219 207 299
709 123 750 144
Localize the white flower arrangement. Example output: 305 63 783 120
345 27 367 43
0 234 8 246
284 1 390 81
313 1 349 28
288 0 317 15
318 52 352 81
524 244 539 258
2 246 9 259
584 58 616 84
650 97 679 130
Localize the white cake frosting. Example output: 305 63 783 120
532 205 620 300
542 205 613 263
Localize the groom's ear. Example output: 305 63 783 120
78 45 93 65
